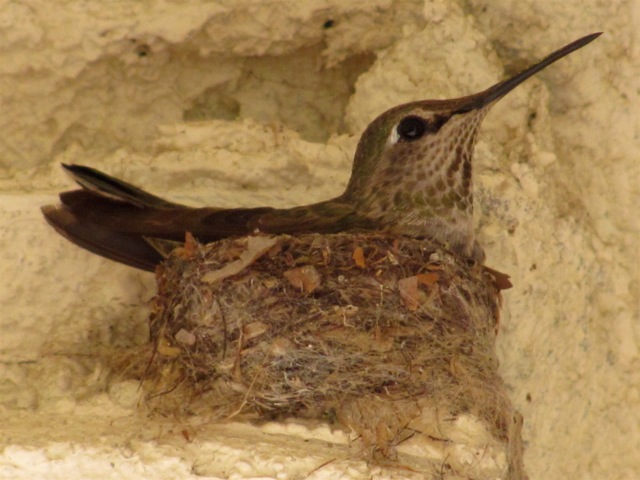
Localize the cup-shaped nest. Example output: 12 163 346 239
132 233 522 477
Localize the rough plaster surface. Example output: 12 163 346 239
0 0 638 479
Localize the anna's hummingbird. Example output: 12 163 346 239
42 33 600 272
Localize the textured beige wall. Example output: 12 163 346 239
0 1 638 479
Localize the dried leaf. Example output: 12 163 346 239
483 266 513 290
283 265 322 293
243 321 269 341
426 262 445 271
147 237 185 259
270 337 294 356
386 251 399 265
416 272 439 286
183 231 198 256
156 231 199 261
353 246 366 268
175 328 196 346
201 235 278 284
397 276 419 311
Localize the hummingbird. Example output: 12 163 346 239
42 33 601 272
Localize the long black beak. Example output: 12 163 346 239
456 32 602 113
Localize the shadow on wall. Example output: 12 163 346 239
52 41 376 162
183 46 375 143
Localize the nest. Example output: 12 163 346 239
127 232 523 477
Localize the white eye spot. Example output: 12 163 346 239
387 128 400 146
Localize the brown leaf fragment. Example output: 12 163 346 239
181 429 193 443
353 246 366 268
426 262 445 271
283 265 322 293
397 276 419 311
164 231 198 262
243 321 269 341
183 231 197 256
201 235 278 284
175 328 196 346
483 266 513 290
416 272 439 286
266 242 282 258
270 337 294 356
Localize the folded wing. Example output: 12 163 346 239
42 164 367 271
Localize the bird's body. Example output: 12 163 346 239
42 33 601 272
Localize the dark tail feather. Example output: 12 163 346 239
61 163 183 208
43 164 335 271
42 205 163 271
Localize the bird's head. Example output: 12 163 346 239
342 33 601 251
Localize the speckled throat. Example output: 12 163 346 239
347 106 489 260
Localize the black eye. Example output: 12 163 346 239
396 114 448 142
397 116 426 141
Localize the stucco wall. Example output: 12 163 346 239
0 1 638 478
